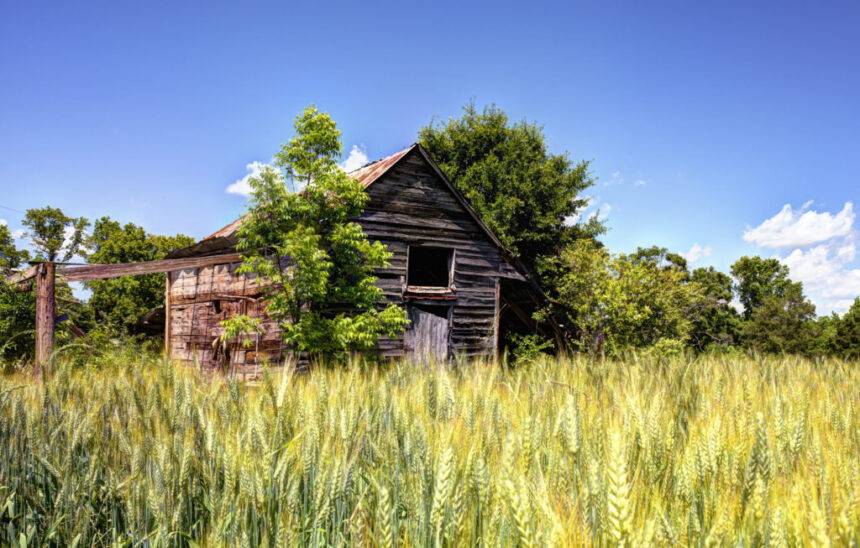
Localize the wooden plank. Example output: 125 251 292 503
493 279 501 362
6 265 38 285
164 274 172 356
34 262 55 378
58 252 243 281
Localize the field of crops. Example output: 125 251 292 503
0 353 857 546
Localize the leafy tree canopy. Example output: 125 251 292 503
834 298 860 359
741 282 816 354
85 217 194 334
419 103 601 273
687 267 740 350
0 224 29 270
235 106 408 358
730 256 795 320
550 238 699 354
22 206 89 262
626 246 689 276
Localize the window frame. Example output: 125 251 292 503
405 245 456 293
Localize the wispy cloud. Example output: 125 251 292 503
226 161 271 197
340 145 368 172
603 171 623 187
683 243 712 264
603 170 647 188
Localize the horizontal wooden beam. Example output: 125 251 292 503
6 265 38 285
58 253 244 281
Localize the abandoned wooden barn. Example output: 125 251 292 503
165 144 555 370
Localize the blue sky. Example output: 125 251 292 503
1 1 858 313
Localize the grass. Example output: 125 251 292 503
0 352 857 546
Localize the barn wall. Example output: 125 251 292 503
359 149 504 359
167 263 285 371
168 148 519 367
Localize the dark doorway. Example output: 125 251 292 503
407 247 453 287
405 304 450 362
497 279 555 357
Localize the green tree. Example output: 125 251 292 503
730 256 794 319
419 103 601 274
627 246 690 279
235 106 408 358
687 267 741 350
85 217 194 334
807 313 840 357
550 239 698 354
834 298 860 359
22 207 89 262
0 281 35 364
0 229 34 364
741 283 816 354
0 224 30 269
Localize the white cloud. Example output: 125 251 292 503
743 200 860 314
743 201 854 248
633 179 647 187
781 239 860 315
340 145 369 172
683 243 713 264
226 161 271 196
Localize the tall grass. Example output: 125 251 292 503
0 353 857 546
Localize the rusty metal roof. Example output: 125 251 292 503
202 145 416 242
350 145 414 188
204 214 248 240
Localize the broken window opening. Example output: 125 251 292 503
213 300 223 314
407 247 453 288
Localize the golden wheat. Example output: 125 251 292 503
0 352 857 546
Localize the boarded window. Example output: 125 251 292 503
408 247 453 287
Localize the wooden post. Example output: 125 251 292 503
34 262 55 378
164 273 172 356
493 279 501 362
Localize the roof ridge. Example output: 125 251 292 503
347 144 414 173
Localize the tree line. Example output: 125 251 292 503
1 103 858 366
419 104 859 360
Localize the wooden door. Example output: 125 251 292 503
405 304 450 363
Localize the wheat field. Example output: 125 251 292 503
0 353 857 546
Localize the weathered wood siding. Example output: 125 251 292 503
167 263 285 370
168 148 519 367
360 149 503 359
